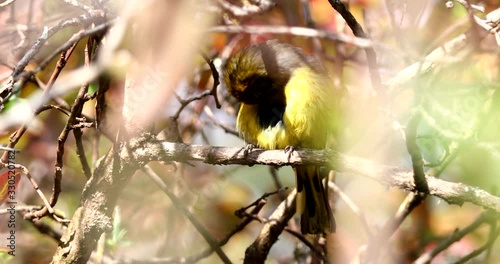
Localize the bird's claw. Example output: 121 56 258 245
284 145 297 162
243 143 256 156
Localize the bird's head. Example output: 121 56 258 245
224 48 271 104
224 40 315 105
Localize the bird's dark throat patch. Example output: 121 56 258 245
257 101 286 129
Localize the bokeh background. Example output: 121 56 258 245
0 0 499 263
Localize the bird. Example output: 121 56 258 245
223 40 339 234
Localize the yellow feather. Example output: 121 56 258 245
237 66 336 150
227 41 338 234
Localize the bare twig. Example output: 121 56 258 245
200 52 221 109
73 38 96 180
62 0 95 14
19 210 63 241
236 187 286 215
1 42 79 164
328 181 373 238
413 211 495 264
244 189 296 263
173 90 211 120
269 167 286 200
27 38 98 220
284 226 326 261
0 0 15 7
365 192 426 262
34 21 111 78
327 0 382 91
173 53 222 121
203 106 239 136
9 13 105 83
182 198 267 263
209 25 372 47
386 8 499 95
142 166 231 264
34 77 72 109
405 114 429 193
121 196 269 263
4 164 57 219
216 0 275 18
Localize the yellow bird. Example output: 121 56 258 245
224 40 338 234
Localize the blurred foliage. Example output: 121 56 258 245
0 0 499 263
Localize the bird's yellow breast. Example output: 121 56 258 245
236 67 336 150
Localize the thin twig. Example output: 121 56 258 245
327 0 382 91
33 21 111 79
452 223 500 264
269 167 286 201
236 187 287 216
142 165 232 264
28 38 97 220
202 106 239 136
9 13 105 84
244 189 297 263
209 25 372 47
62 0 95 14
364 111 429 262
183 199 267 263
385 9 498 95
172 52 222 121
216 0 275 18
200 52 221 109
5 165 56 219
328 181 373 238
0 42 79 164
19 210 63 241
34 77 72 109
122 197 268 264
413 211 494 264
173 90 212 120
405 113 429 193
0 0 15 8
284 226 326 262
73 38 96 180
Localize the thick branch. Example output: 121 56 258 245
53 139 500 263
151 142 500 213
51 134 158 263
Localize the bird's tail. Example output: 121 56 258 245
295 165 335 234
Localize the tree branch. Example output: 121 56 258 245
244 189 297 263
208 25 372 47
50 134 500 262
327 0 382 91
148 142 500 213
51 134 158 263
386 8 500 95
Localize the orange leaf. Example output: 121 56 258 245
0 169 21 204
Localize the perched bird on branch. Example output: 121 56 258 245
224 40 339 234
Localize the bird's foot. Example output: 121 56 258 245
284 145 297 162
243 143 256 157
